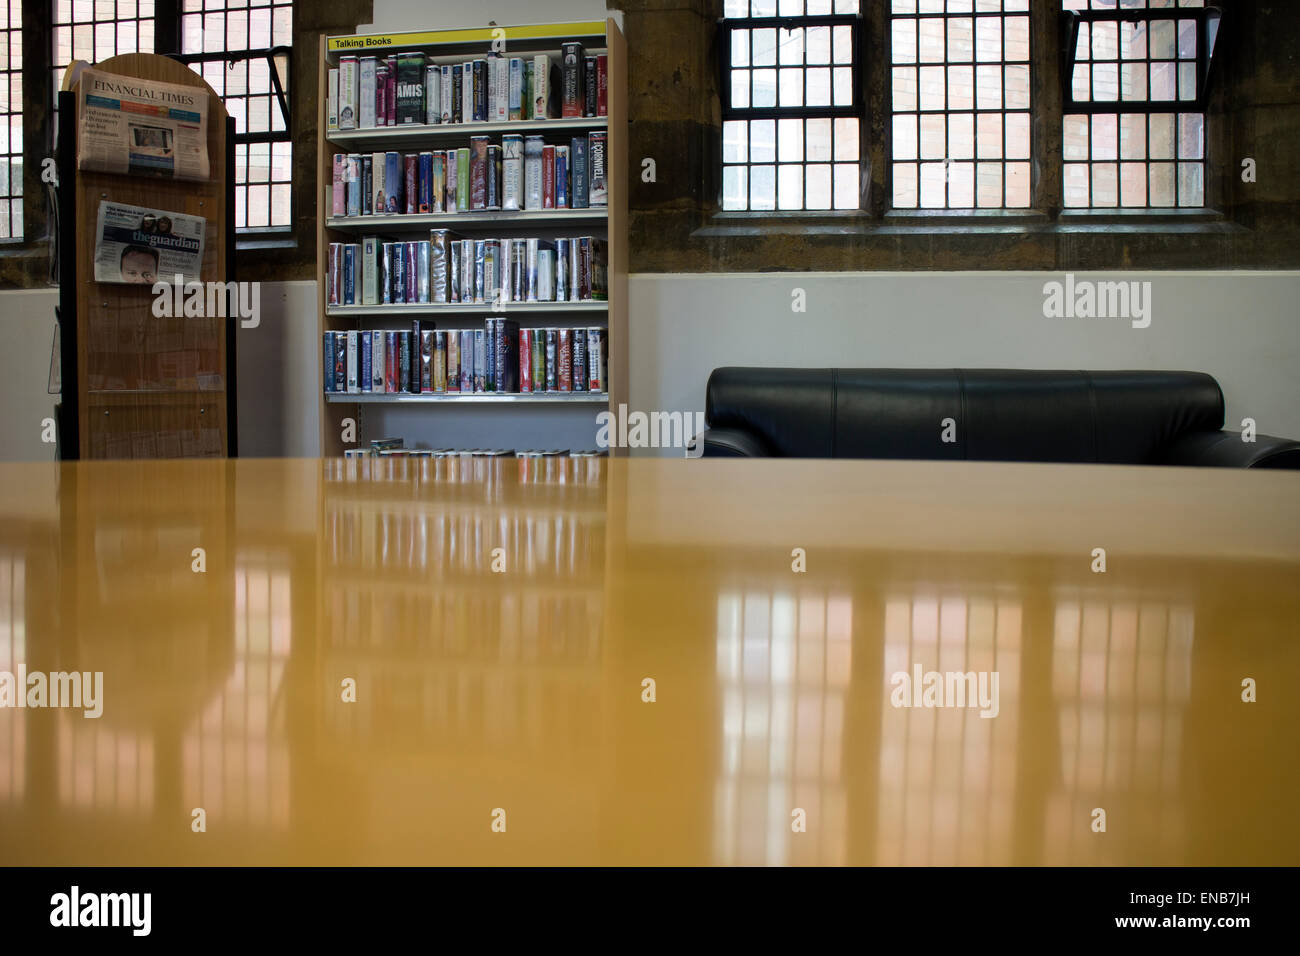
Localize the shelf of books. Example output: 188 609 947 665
315 20 628 458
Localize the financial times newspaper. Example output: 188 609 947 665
93 201 205 285
78 68 210 181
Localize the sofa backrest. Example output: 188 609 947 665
705 368 1226 463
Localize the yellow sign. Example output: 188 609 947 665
327 22 606 53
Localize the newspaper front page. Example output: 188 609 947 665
78 68 210 182
93 201 206 285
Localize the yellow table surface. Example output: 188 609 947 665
0 456 1296 866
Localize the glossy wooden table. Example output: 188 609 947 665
0 457 1296 866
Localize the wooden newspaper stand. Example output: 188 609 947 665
56 53 237 459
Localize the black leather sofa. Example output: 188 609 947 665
700 368 1300 468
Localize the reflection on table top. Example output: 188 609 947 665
0 457 1296 865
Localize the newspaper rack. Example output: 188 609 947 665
56 53 237 460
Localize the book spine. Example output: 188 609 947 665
597 54 608 117
579 236 592 301
459 330 473 392
444 148 458 213
342 244 356 305
382 331 395 393
361 330 373 392
525 237 539 302
508 58 523 121
557 328 571 392
587 327 604 392
591 238 609 301
384 151 402 214
374 62 388 127
572 326 588 391
331 154 345 216
491 318 504 393
430 229 450 303
418 151 433 212
433 330 445 392
519 328 532 393
442 65 454 123
361 155 372 215
561 43 585 118
545 329 557 391
346 330 359 393
385 56 397 124
334 332 346 392
432 151 445 213
372 331 384 392
323 333 335 392
327 243 340 305
338 56 358 129
371 151 384 215
390 239 405 303
531 327 545 392
404 241 416 303
542 145 556 209
379 243 391 304
537 246 554 302
426 64 441 124
397 52 426 124
359 57 377 128
524 61 534 121
446 329 459 393
511 240 526 303
345 154 361 216
556 146 568 209
404 153 417 215
457 147 470 212
555 238 569 302
473 59 488 122
584 57 597 118
418 241 430 303
474 240 487 304
461 61 472 123
470 136 488 211
485 241 500 306
449 240 462 303
362 237 377 305
569 238 581 302
327 69 339 131
502 135 523 212
398 331 410 392
524 136 543 211
571 136 589 209
473 330 486 392
486 145 501 211
532 55 551 119
588 132 608 207
420 329 434 393
492 56 509 123
501 320 520 393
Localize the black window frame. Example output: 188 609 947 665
717 9 866 213
1060 5 1224 115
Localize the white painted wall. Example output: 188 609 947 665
0 281 320 461
4 271 1299 461
627 271 1300 457
0 289 59 462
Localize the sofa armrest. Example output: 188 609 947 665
1159 431 1300 469
699 427 773 458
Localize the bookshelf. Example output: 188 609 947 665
315 20 628 456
